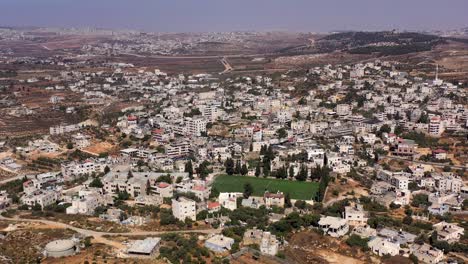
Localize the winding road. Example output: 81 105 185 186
0 213 220 249
220 56 233 74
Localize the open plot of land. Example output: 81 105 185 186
83 141 115 156
213 175 318 200
0 221 78 263
285 230 376 264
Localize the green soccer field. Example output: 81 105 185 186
212 175 319 200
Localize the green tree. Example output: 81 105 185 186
411 194 431 207
285 193 292 208
240 164 248 176
89 178 103 188
379 124 391 134
277 128 287 139
255 162 261 177
296 165 308 181
265 145 275 160
116 190 130 201
295 200 307 209
234 160 242 175
210 187 220 199
298 97 307 105
262 157 271 177
403 215 413 225
146 179 152 195
185 160 193 179
273 166 287 179
197 160 211 180
317 166 331 201
243 183 253 199
394 125 405 135
225 158 235 175
32 202 42 211
289 166 295 179
418 113 429 124
443 165 451 172
346 234 369 250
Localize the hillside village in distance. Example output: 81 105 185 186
0 27 467 264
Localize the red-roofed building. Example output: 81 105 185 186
127 115 138 125
191 185 211 201
23 180 37 195
207 201 221 213
152 128 171 143
395 139 416 156
154 182 173 198
152 128 164 135
432 149 447 160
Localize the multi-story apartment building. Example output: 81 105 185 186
49 124 80 135
21 190 59 209
435 176 463 193
429 116 444 136
344 204 368 226
165 141 191 158
172 197 196 221
186 117 207 136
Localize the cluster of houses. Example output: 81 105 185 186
0 56 466 264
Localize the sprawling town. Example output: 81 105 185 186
0 21 467 264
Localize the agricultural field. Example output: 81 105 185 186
213 175 319 200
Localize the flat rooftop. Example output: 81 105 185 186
127 237 161 255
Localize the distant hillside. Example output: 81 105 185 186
316 31 444 56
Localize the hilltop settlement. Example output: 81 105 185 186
0 29 467 264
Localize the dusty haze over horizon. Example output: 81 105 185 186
1 0 467 32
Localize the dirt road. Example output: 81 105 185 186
0 214 220 249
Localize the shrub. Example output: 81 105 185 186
346 234 369 250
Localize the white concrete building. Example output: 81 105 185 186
50 124 80 135
21 190 59 209
410 243 444 264
172 197 196 221
428 116 444 136
391 175 409 191
435 176 463 193
318 216 349 237
219 192 242 211
260 231 279 256
368 237 400 256
433 221 464 243
264 192 285 208
336 104 351 116
186 117 207 137
344 204 368 226
205 235 235 253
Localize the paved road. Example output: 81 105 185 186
220 56 233 74
120 52 276 60
383 155 467 170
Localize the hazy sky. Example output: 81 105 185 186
1 0 467 32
